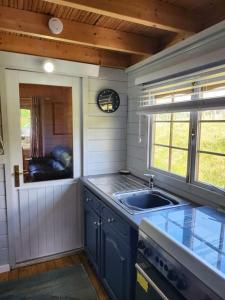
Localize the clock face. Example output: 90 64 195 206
97 89 120 113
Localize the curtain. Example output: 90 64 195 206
31 97 43 157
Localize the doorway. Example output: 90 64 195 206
4 70 82 267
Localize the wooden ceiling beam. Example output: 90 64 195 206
0 32 132 69
43 0 200 34
0 6 157 55
159 32 193 50
200 1 225 29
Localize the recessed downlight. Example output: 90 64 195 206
43 61 54 73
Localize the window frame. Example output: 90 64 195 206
148 85 225 196
150 113 190 181
191 110 225 194
149 114 189 183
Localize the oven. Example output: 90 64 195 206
135 252 184 300
135 230 223 300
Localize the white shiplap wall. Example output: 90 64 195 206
84 67 128 175
0 165 8 267
127 82 148 177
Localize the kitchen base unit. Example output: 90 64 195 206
83 186 138 300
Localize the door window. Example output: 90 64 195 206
19 84 73 183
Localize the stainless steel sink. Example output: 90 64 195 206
112 188 187 214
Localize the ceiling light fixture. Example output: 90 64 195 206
43 61 54 73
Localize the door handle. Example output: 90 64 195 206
12 165 29 187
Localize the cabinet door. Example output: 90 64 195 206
101 222 132 300
84 206 100 273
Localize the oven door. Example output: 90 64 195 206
135 263 185 300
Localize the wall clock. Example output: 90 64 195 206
97 89 120 113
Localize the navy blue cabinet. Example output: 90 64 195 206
101 221 132 300
84 205 100 273
83 187 137 300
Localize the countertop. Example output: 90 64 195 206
80 173 190 230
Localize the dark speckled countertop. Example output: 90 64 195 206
80 173 191 230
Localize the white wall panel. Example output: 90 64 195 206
0 165 8 267
126 69 149 176
88 104 127 117
84 67 128 176
15 182 82 263
88 128 126 140
88 161 124 176
88 116 126 129
88 78 127 94
88 140 126 152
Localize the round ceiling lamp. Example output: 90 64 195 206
43 61 54 73
48 17 63 35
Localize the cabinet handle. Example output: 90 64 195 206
93 221 101 226
107 218 115 223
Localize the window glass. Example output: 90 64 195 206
170 149 188 176
153 145 169 171
196 109 225 189
172 123 189 148
152 112 190 177
20 84 73 183
154 123 170 145
20 108 31 150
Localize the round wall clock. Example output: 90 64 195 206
97 89 120 113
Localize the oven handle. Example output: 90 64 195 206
135 263 170 300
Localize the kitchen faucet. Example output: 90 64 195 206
144 173 155 189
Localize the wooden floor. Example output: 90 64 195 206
0 251 109 300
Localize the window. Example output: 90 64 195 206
196 109 225 189
141 66 225 193
152 112 190 177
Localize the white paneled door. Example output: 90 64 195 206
4 70 82 267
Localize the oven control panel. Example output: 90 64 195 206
137 232 223 300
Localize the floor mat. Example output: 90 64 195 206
0 264 97 300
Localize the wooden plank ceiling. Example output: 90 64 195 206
0 0 224 68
